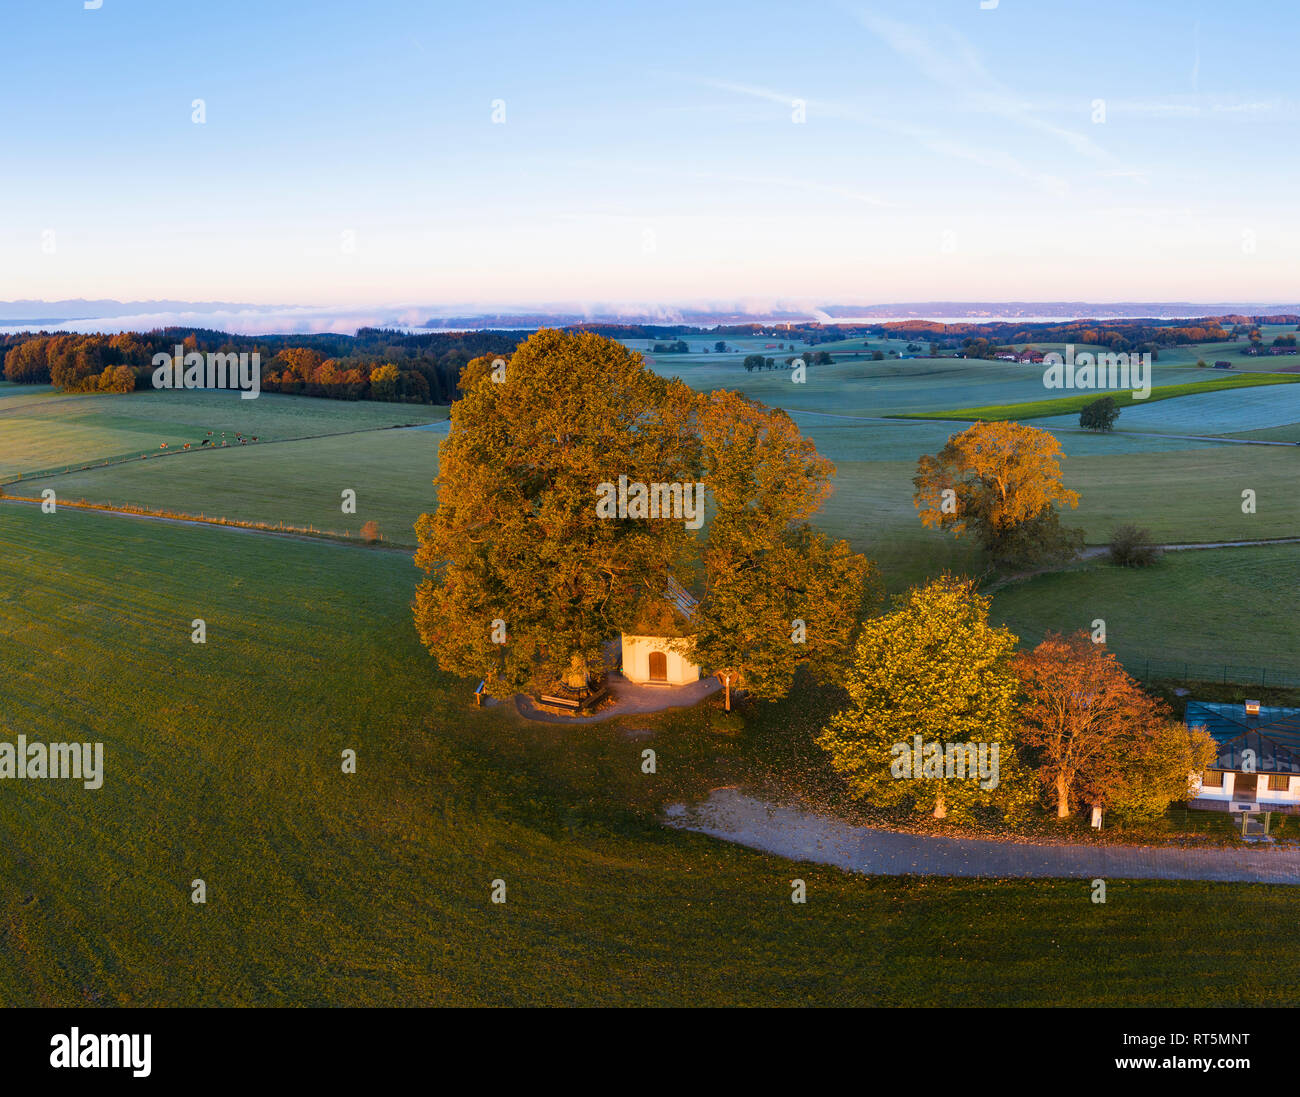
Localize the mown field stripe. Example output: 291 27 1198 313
893 373 1300 422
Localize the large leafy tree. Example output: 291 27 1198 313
913 420 1081 567
414 329 698 696
688 391 872 709
816 575 1031 822
1078 396 1120 432
1016 633 1216 820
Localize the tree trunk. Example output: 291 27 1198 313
1056 772 1071 818
723 673 731 712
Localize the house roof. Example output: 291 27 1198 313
625 576 699 639
1185 701 1300 774
664 575 699 619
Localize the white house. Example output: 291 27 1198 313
619 577 702 686
1185 700 1300 814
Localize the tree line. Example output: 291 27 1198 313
1 328 520 404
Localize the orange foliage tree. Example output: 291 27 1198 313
1015 632 1216 820
913 420 1082 566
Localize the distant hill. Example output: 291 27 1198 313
5 298 1300 335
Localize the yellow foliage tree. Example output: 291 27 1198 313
913 420 1081 566
817 575 1032 822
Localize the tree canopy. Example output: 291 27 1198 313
413 330 871 701
913 420 1082 567
1015 633 1216 820
816 575 1032 822
1079 395 1120 432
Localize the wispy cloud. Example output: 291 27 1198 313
681 74 1070 197
852 9 1117 166
1102 96 1291 118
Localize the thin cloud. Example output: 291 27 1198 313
852 9 1118 166
680 74 1070 197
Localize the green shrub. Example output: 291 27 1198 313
1110 524 1162 567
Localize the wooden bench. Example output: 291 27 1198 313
538 685 610 713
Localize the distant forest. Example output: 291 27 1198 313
0 328 520 404
5 315 1299 404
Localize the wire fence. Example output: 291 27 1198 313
1005 624 1300 690
1130 658 1300 690
0 448 177 485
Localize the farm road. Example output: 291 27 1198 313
665 789 1300 884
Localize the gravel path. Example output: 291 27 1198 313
664 789 1300 884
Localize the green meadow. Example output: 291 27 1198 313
4 335 1300 1007
0 389 444 482
992 544 1300 672
901 373 1300 424
641 356 1219 418
15 428 442 543
2 505 1298 1006
13 387 1300 594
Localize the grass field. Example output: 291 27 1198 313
992 544 1300 674
635 356 1219 418
17 397 1299 592
0 389 445 482
3 505 1299 1006
14 429 442 543
900 373 1300 424
1030 382 1300 435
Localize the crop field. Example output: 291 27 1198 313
2 504 1298 1007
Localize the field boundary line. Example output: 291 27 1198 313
0 495 416 553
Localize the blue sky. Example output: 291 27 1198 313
2 0 1298 309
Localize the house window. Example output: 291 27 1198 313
1201 770 1224 788
1267 774 1291 792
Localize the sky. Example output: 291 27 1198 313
2 0 1299 312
